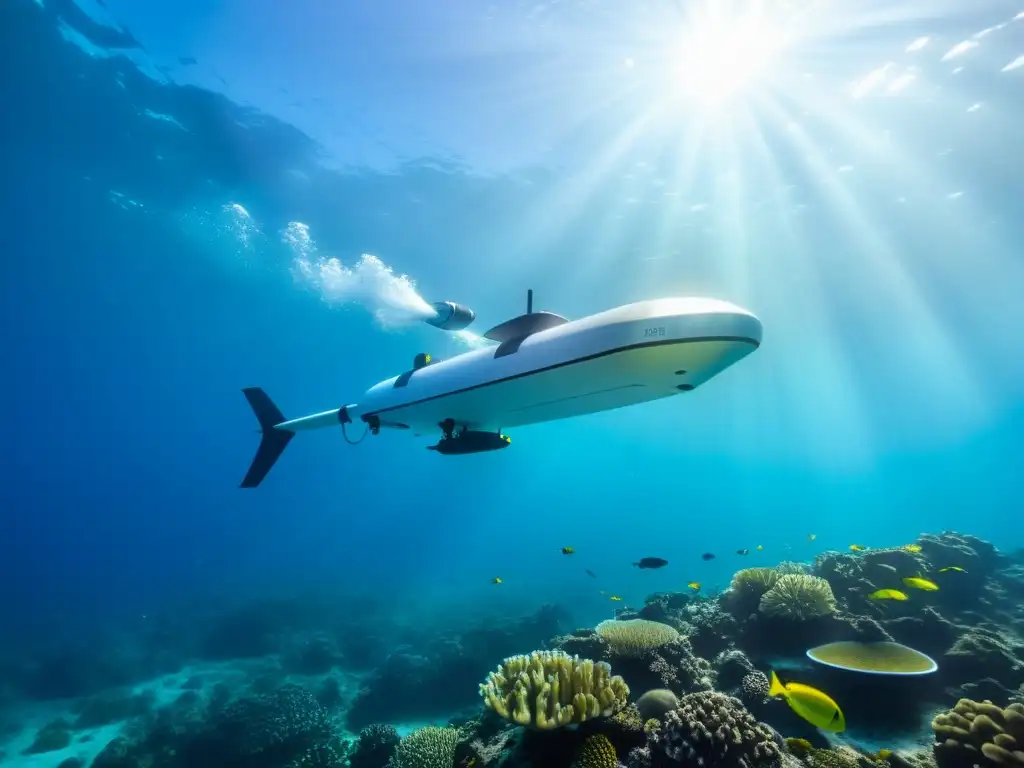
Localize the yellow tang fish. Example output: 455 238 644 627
768 671 845 732
609 595 623 601
902 544 922 553
808 534 817 541
561 547 574 555
849 544 867 552
756 544 764 551
868 588 908 601
876 749 893 760
902 574 939 591
938 566 966 573
687 582 701 591
492 577 503 584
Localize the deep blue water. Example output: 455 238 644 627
1 0 1023 699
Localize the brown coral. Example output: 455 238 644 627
650 691 781 768
932 698 1024 768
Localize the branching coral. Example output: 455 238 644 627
479 650 629 730
650 691 781 768
212 685 332 759
759 575 837 620
388 726 459 768
596 620 680 657
349 724 400 768
932 698 1024 768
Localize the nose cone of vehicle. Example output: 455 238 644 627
426 301 476 331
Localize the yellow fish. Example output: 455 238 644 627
876 749 893 760
609 595 623 601
808 534 817 541
902 574 939 591
849 544 867 552
491 577 502 584
902 544 922 553
756 544 764 551
768 671 845 732
868 588 908 601
687 582 701 591
938 566 966 573
561 547 574 555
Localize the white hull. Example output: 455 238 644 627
241 297 762 487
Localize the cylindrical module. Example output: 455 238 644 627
425 301 476 331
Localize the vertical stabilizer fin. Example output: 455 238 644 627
240 387 294 488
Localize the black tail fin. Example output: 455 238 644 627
240 387 294 488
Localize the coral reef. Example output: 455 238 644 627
648 691 782 768
759 575 838 621
3 529 1023 768
932 698 1024 768
348 724 400 768
479 650 629 729
388 726 460 768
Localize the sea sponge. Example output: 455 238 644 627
932 698 1024 768
572 734 618 768
389 726 460 768
651 691 782 768
479 649 629 730
759 574 837 620
635 689 679 721
596 619 680 656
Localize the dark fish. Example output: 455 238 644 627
701 553 716 561
633 557 668 569
178 56 198 66
736 549 749 556
585 569 597 578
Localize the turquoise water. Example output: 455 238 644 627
1 1 1023 766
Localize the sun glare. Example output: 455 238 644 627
673 7 792 106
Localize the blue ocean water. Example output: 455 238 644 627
1 1 1023 766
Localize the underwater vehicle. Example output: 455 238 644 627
239 289 763 487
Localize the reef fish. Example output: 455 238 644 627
736 549 749 556
756 545 764 551
701 553 716 561
849 544 868 552
901 575 939 591
687 582 701 591
585 569 597 578
808 534 817 541
902 544 922 553
609 595 623 601
938 566 966 573
768 671 846 732
868 589 908 601
491 577 502 584
562 547 574 555
633 557 669 569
